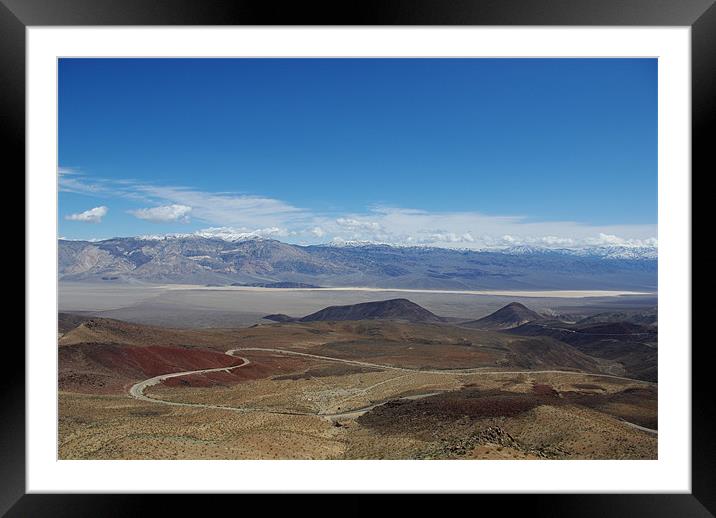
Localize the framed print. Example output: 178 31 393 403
5 0 711 514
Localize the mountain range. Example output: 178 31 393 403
58 235 657 290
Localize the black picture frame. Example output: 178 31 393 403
4 0 709 514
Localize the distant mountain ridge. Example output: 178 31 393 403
58 235 657 290
231 281 322 289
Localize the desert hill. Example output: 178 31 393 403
262 313 297 323
264 298 445 324
58 313 622 393
508 319 658 381
461 302 544 330
58 315 236 349
577 308 657 327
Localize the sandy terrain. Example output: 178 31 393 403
60 358 656 460
57 293 657 460
59 392 344 460
58 319 657 460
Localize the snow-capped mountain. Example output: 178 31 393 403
58 234 657 291
501 245 658 261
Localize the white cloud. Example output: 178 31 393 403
583 233 658 248
65 206 108 223
129 204 192 223
58 167 81 176
59 168 305 228
589 233 626 245
406 231 476 244
133 185 306 228
309 226 326 238
335 218 382 231
58 168 657 250
247 227 289 238
534 235 576 246
334 207 657 250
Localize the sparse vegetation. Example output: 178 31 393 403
58 299 657 460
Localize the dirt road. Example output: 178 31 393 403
128 354 251 404
127 347 655 423
226 347 656 383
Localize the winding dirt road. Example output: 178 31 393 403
128 355 251 407
225 347 656 383
128 347 656 422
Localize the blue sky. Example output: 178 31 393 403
59 58 657 248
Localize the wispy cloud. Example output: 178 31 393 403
134 184 306 228
129 204 192 223
335 218 382 231
323 207 657 249
308 226 326 238
58 168 657 249
60 169 307 228
65 206 108 223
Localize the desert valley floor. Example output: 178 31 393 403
58 285 657 460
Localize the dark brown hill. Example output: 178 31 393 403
461 302 544 330
292 298 445 323
263 313 296 323
508 320 658 382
